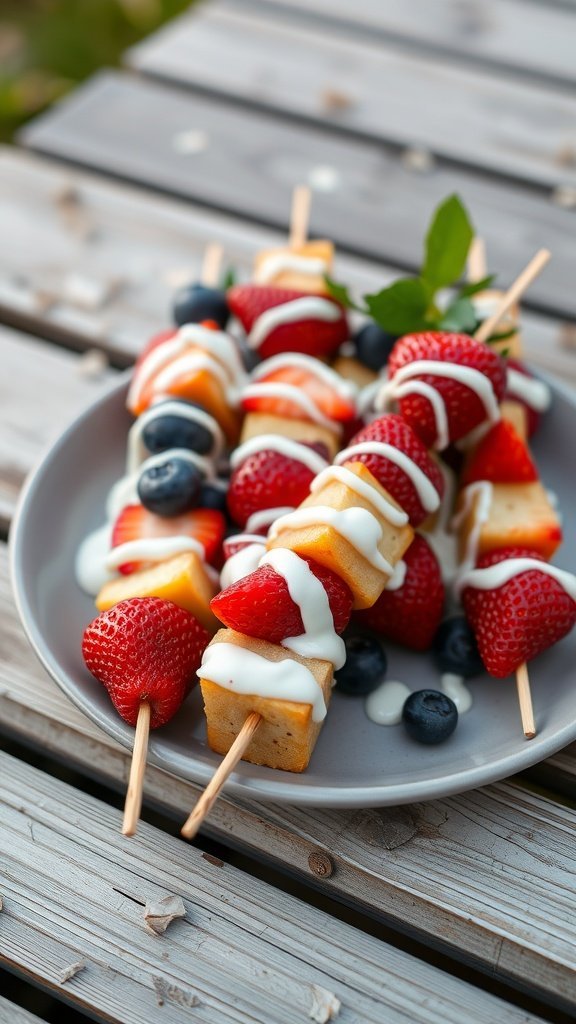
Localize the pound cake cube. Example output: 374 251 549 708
200 628 333 772
240 411 339 459
96 551 220 633
457 480 562 562
332 354 378 390
267 461 413 609
253 240 334 294
500 399 528 440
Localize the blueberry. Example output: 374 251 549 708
142 404 215 457
173 283 229 329
353 323 397 372
433 616 484 678
402 690 458 745
199 482 228 515
334 632 387 695
138 457 203 516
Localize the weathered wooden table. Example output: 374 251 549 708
2 2 576 1021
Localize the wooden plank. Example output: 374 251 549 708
1 150 575 385
252 0 576 87
128 2 576 190
0 325 115 529
2 542 576 1010
2 752 550 1024
20 72 576 320
0 996 44 1024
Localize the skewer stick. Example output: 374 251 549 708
181 712 261 840
201 242 224 288
474 249 550 343
467 237 487 284
122 701 151 836
289 185 311 249
515 663 536 740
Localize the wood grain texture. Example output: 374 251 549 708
0 996 44 1024
1 540 575 1009
0 325 114 528
19 72 576 319
1 751 550 1024
252 0 576 87
128 2 576 189
1 149 575 383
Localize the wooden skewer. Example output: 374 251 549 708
474 248 550 343
467 237 487 284
201 242 224 288
122 701 151 836
289 184 311 249
515 663 536 740
181 712 261 840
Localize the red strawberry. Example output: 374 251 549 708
388 331 506 447
111 505 226 573
343 414 444 527
227 284 348 359
505 358 546 437
212 555 353 642
462 546 576 678
227 445 326 528
243 356 357 424
223 534 267 559
82 597 209 728
355 535 444 651
134 328 176 374
461 420 538 486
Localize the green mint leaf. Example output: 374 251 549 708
324 275 362 311
439 296 478 333
485 328 516 345
221 266 237 289
364 278 432 335
422 194 474 289
459 274 496 298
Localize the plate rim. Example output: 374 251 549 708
10 369 576 808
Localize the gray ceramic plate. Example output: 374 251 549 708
10 372 576 807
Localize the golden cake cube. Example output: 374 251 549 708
96 551 220 633
240 411 340 459
253 240 334 294
332 354 378 390
199 629 333 772
456 480 562 563
267 461 414 609
500 399 528 440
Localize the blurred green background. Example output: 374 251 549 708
0 0 192 140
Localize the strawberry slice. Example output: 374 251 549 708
462 546 576 677
111 505 226 573
355 535 444 651
388 331 507 447
461 420 538 486
342 413 444 527
243 355 357 424
211 555 353 642
227 444 324 528
227 284 348 359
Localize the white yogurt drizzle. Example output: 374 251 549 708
451 481 493 577
310 465 408 528
199 643 327 722
251 353 357 401
126 399 224 472
386 559 407 591
261 549 345 668
245 507 295 534
440 673 473 713
220 542 267 590
365 681 410 726
230 435 329 475
423 462 459 589
254 253 329 284
454 558 576 602
335 441 441 513
506 368 551 412
269 505 394 575
75 523 115 596
247 297 342 351
128 324 246 408
377 360 501 450
105 535 206 571
152 352 237 405
357 375 385 418
241 382 339 431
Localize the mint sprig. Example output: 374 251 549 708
325 194 496 337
